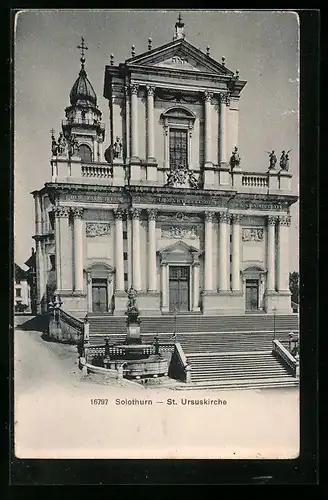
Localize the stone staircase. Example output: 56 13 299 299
184 352 297 389
86 314 299 389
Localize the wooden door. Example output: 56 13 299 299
169 266 190 312
245 280 259 311
92 279 108 313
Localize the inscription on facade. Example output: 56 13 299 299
242 228 264 242
161 226 198 239
86 222 111 237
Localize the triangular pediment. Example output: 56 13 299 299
125 39 233 76
159 240 199 256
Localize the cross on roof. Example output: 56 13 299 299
77 37 88 58
50 128 55 137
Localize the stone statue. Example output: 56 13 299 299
229 146 241 169
51 136 58 156
267 150 277 169
113 136 122 159
69 136 79 157
188 170 199 189
279 150 291 171
57 132 67 155
127 285 138 310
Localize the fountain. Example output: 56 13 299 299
103 286 169 381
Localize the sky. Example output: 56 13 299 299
14 9 299 270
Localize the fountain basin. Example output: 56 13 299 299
123 354 169 379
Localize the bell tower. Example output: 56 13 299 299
53 37 105 165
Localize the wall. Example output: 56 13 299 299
241 216 266 269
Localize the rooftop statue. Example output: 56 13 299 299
69 136 80 157
267 150 277 170
57 132 67 155
229 146 241 169
279 150 291 171
51 136 58 156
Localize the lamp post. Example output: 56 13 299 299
273 306 277 340
174 307 178 342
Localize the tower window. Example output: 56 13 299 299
79 144 92 163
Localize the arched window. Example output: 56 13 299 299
161 106 196 170
79 144 92 163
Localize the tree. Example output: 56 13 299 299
289 271 299 304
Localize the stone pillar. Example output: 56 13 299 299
34 194 42 235
204 91 213 166
219 93 229 164
54 208 61 291
147 209 157 291
92 139 97 162
267 216 277 291
124 85 131 160
218 212 230 291
163 118 169 170
161 262 168 311
72 207 84 292
130 83 139 160
231 214 242 291
277 215 291 291
54 206 72 291
87 273 92 312
114 208 125 292
131 208 142 291
204 211 214 291
192 262 200 311
146 85 155 161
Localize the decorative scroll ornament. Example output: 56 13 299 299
147 208 158 220
204 91 214 103
86 222 111 237
162 226 198 239
268 216 278 225
231 213 243 224
54 206 70 218
146 85 155 97
156 88 199 104
242 228 264 242
113 208 125 219
130 83 139 95
204 211 214 222
279 215 291 226
165 166 200 189
72 207 84 218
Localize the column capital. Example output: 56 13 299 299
114 208 125 220
72 207 84 219
231 213 243 224
219 92 231 106
130 83 139 95
130 207 142 219
218 212 231 224
54 206 70 218
204 90 214 103
146 85 155 96
279 215 292 226
268 215 279 225
147 208 158 220
204 211 215 222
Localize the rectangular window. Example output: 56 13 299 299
16 288 22 297
124 272 128 282
169 128 188 170
123 231 128 240
123 252 128 260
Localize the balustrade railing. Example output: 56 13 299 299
81 165 112 178
272 339 299 377
242 173 269 188
62 119 105 129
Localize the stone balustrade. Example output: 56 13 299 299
272 339 298 377
242 173 269 188
81 164 112 178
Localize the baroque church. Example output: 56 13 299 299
32 16 298 319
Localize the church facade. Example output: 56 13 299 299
32 17 298 318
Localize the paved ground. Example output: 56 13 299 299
14 327 300 460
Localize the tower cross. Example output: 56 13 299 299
50 128 55 137
77 37 88 58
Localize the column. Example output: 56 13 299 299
58 206 72 291
34 194 42 235
35 238 44 310
72 207 84 292
267 216 277 291
124 84 131 159
147 209 157 291
192 262 200 310
130 83 139 159
204 211 214 291
204 91 213 166
92 139 97 162
161 262 168 310
114 208 125 291
54 208 61 291
163 118 169 169
218 212 230 291
277 215 291 291
219 93 229 164
231 214 242 291
146 85 155 160
87 273 92 312
131 208 142 291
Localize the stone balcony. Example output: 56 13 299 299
50 157 293 194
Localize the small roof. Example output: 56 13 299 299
70 67 97 107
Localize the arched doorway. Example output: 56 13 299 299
242 265 267 312
85 263 114 313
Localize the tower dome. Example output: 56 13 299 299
69 66 97 107
69 37 97 107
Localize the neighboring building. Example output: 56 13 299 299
14 264 30 312
32 17 298 317
24 248 38 315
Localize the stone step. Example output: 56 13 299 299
174 378 299 390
